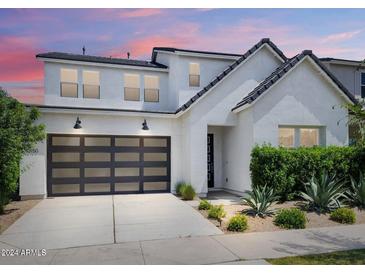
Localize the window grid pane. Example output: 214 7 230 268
189 75 200 87
144 88 159 102
300 128 319 147
124 74 139 88
61 69 77 83
83 84 100 99
61 83 78 97
361 72 365 85
124 87 140 101
279 128 295 148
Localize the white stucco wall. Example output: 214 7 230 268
179 45 283 195
19 111 184 197
44 62 172 112
252 58 349 147
154 51 237 109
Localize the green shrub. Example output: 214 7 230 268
349 171 365 209
300 171 346 213
175 182 187 196
227 214 248 232
0 89 45 213
330 208 356 224
242 184 278 217
181 184 196 200
208 205 226 225
198 199 212 210
250 145 365 201
274 208 306 229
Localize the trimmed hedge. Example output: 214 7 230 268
250 145 365 201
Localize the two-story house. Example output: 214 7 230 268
20 38 357 199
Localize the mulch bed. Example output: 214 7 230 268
195 201 365 234
0 199 40 234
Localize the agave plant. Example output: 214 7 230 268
349 171 365 209
242 184 279 217
300 171 346 213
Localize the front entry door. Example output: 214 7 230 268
207 134 214 188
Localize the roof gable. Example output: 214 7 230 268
175 38 287 114
232 50 358 112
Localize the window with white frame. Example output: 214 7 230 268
83 71 100 99
189 63 200 87
124 74 140 101
144 75 159 102
60 68 78 97
361 72 365 98
279 126 321 148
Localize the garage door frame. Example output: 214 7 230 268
47 134 171 197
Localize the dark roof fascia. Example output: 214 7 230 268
151 47 243 62
320 57 365 65
36 52 168 69
27 104 176 115
233 50 358 111
174 38 288 114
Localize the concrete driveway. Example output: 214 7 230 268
0 194 221 250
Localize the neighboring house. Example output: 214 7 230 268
320 57 365 100
20 38 357 199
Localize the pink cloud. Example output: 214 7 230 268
87 9 163 21
321 30 362 44
0 36 43 82
0 36 44 103
7 84 44 104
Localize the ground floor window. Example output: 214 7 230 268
279 126 322 148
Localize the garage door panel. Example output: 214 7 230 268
47 135 170 196
84 183 111 193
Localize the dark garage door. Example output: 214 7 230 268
47 134 171 196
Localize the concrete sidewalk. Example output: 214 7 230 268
1 223 365 265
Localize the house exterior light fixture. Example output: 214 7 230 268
73 117 82 129
142 119 149 130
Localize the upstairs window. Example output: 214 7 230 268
83 71 100 99
124 74 140 101
144 75 159 102
279 126 321 148
361 72 365 98
60 68 78 97
189 63 200 87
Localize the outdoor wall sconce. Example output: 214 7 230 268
142 119 149 130
73 117 82 129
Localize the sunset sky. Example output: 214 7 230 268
1 8 365 104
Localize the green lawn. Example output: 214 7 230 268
267 249 365 265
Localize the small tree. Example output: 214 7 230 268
0 88 45 213
346 101 365 145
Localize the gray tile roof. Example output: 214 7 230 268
232 50 358 111
175 38 287 114
36 52 168 69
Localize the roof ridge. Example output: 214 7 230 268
36 52 168 69
175 38 288 114
37 51 153 63
232 50 357 111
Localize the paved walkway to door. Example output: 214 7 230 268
0 194 221 250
